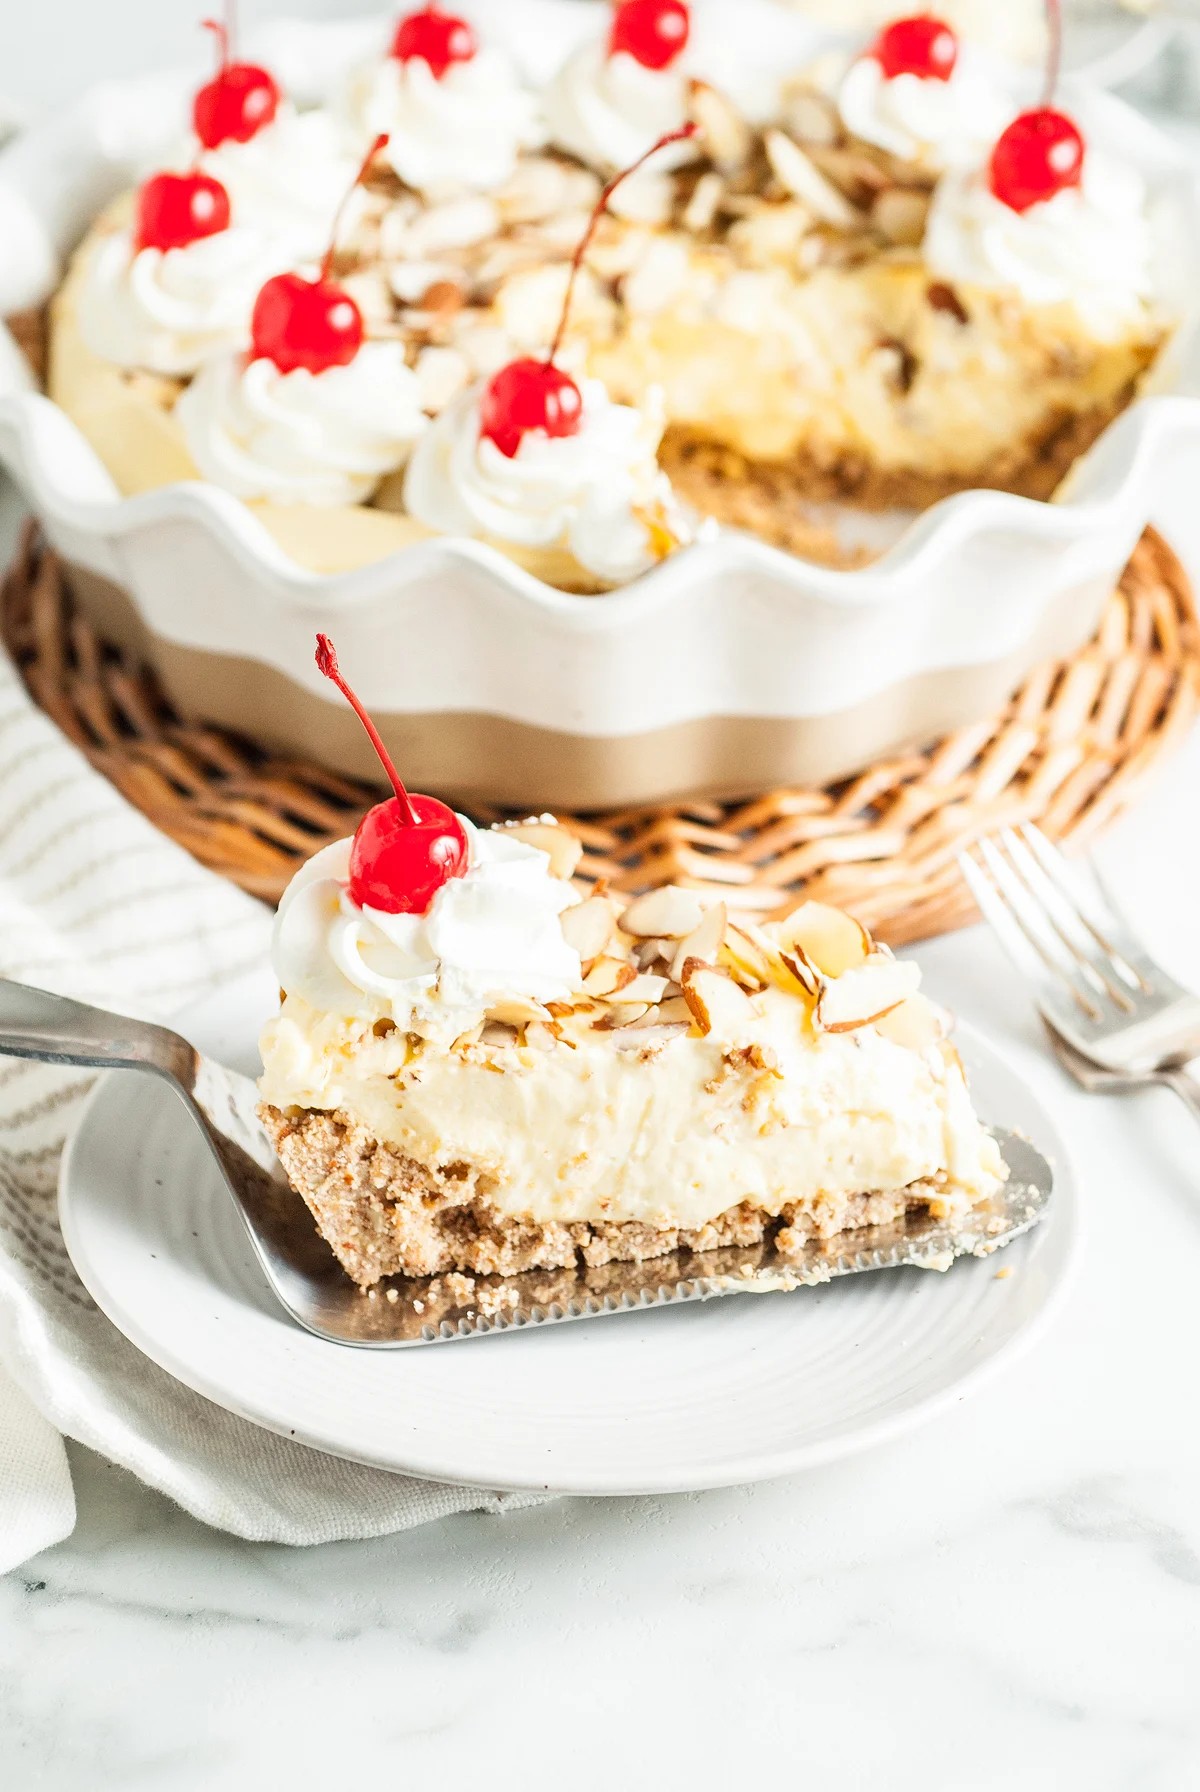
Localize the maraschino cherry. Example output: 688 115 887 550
989 0 1083 213
609 0 690 72
315 634 468 916
870 15 958 82
193 6 280 150
390 5 478 79
479 122 696 460
134 169 231 254
250 133 387 377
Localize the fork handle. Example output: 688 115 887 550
0 978 193 1082
1162 1064 1200 1127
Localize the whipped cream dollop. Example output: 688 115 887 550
545 42 698 182
269 818 581 1046
199 104 364 260
836 50 1010 171
924 146 1159 335
79 224 288 377
403 378 684 585
345 49 545 198
176 343 427 506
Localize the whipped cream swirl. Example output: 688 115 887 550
269 819 581 1045
80 225 288 377
345 49 544 198
836 50 1009 171
924 147 1158 336
403 378 683 585
199 104 364 261
545 41 697 182
176 343 427 506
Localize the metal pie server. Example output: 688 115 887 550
1 977 1055 1348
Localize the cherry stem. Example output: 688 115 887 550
319 132 389 284
201 0 234 73
546 121 698 367
315 634 418 824
1043 0 1062 108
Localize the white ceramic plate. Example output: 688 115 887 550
58 970 1079 1494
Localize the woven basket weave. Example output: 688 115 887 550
2 524 1196 943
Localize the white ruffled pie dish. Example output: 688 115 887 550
1 0 1199 810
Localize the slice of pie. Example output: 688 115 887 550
258 808 1006 1289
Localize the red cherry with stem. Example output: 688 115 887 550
390 6 477 79
988 108 1084 212
250 133 387 376
134 170 231 253
988 2 1084 212
193 8 279 150
479 121 697 459
315 634 468 916
609 0 690 72
870 15 958 82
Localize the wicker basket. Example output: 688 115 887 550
2 524 1196 944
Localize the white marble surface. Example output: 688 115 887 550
3 42 1200 1784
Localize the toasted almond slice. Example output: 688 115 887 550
524 1020 561 1051
670 901 727 982
486 995 551 1026
592 1003 652 1030
619 885 707 940
612 1022 690 1051
681 961 756 1037
764 128 861 228
779 946 821 997
561 896 615 962
641 995 694 1028
634 937 674 970
502 819 583 881
721 921 774 990
605 972 670 1005
776 901 871 979
874 993 945 1052
480 1020 520 1048
815 954 921 1034
583 956 637 997
689 79 753 172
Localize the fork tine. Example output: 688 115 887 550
1017 824 1150 991
959 847 1098 1028
970 837 1105 1024
999 828 1137 1012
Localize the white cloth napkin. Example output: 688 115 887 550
0 645 540 1575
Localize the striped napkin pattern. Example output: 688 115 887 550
0 648 530 1572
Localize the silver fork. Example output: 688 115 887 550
959 823 1200 1075
1045 1025 1200 1125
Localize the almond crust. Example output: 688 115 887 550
260 1101 952 1289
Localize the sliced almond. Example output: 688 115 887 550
721 921 773 990
634 938 674 970
503 819 583 881
778 947 821 998
643 995 694 1028
776 901 871 979
815 954 921 1034
612 1022 690 1051
689 79 753 173
682 169 725 234
605 972 670 1006
670 901 727 982
681 961 756 1037
783 87 839 148
619 885 707 940
524 1020 561 1052
764 128 861 228
874 993 945 1053
480 1020 520 1048
871 185 929 248
583 956 637 998
592 1003 652 1030
561 896 615 963
486 995 550 1027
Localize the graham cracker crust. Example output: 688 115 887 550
260 1102 949 1289
659 390 1140 562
